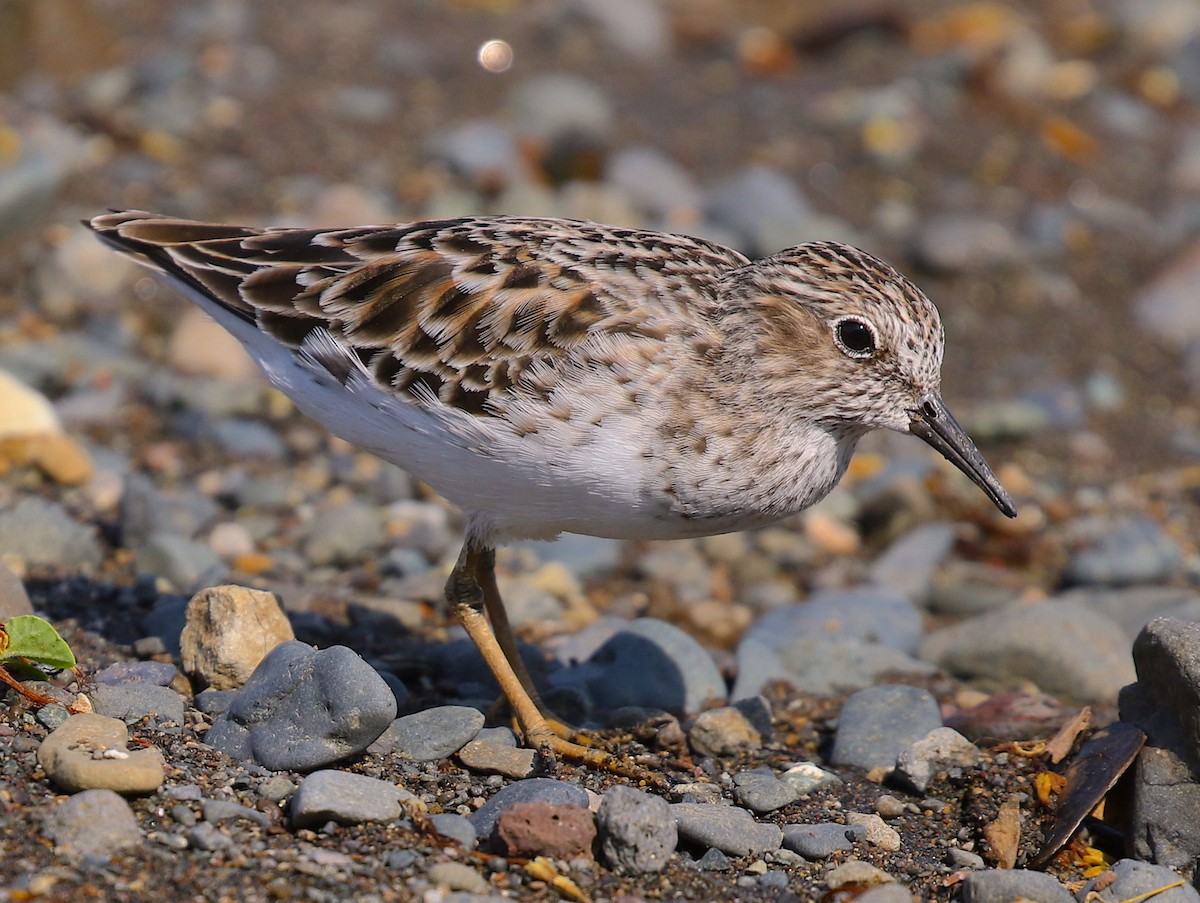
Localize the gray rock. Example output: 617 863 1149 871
119 472 220 544
774 636 936 696
468 778 590 838
959 868 1076 902
732 771 800 814
43 789 142 860
302 502 384 567
867 523 957 605
429 813 477 850
186 821 233 851
731 637 792 701
782 822 864 859
707 165 814 255
91 683 185 725
893 727 982 793
744 588 923 655
1069 586 1200 643
947 847 986 869
135 532 228 593
913 212 1022 271
573 0 671 61
855 885 917 903
202 798 271 828
205 641 397 771
549 617 726 716
0 498 102 571
94 661 178 687
508 73 613 141
194 688 237 717
1064 515 1182 586
696 847 732 870
671 803 782 856
371 706 485 762
209 417 286 457
1078 859 1200 902
831 685 942 771
597 785 676 874
607 146 702 222
920 596 1135 704
1135 239 1200 349
456 738 536 778
290 770 415 828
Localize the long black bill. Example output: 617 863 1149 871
909 393 1017 518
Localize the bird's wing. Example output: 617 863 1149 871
87 211 747 419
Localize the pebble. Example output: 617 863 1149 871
781 823 864 859
429 813 477 850
1072 586 1200 643
135 532 228 592
1078 859 1200 902
947 847 986 869
204 641 397 771
893 727 983 793
92 683 185 725
696 847 732 870
94 661 178 687
186 821 233 851
0 561 34 618
919 596 1136 704
38 714 165 794
427 861 490 895
845 812 901 851
302 501 384 567
468 778 590 838
119 473 221 544
732 770 800 814
290 770 414 828
706 165 813 255
912 212 1022 271
1063 515 1182 586
202 798 271 828
507 73 614 142
960 868 1075 902
730 637 792 701
771 636 935 696
830 685 943 771
371 705 485 761
166 307 257 381
825 860 896 890
780 762 843 794
210 417 286 458
688 706 761 758
0 498 102 571
42 789 142 860
1135 238 1200 350
607 146 702 224
597 786 676 874
550 617 726 716
671 803 782 857
574 0 671 61
494 801 596 859
180 584 295 690
456 738 536 778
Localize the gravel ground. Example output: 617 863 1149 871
3 1 1200 901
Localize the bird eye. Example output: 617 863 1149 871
833 317 876 358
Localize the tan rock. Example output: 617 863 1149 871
167 307 257 381
180 584 295 689
38 714 164 795
457 739 536 779
0 370 60 437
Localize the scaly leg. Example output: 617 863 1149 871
446 541 663 785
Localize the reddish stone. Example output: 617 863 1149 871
494 801 597 860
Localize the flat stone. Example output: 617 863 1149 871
204 641 396 772
782 823 864 859
372 705 485 762
180 584 295 690
671 803 782 857
825 860 896 890
732 771 800 814
94 661 178 687
894 727 983 793
830 685 942 771
38 713 164 794
202 798 271 828
469 778 590 838
91 683 185 726
429 812 477 850
1064 515 1182 586
135 531 228 592
960 868 1076 902
494 801 596 859
597 785 676 874
290 770 415 828
456 738 536 778
43 789 142 860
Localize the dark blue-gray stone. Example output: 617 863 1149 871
830 684 942 771
960 868 1076 903
671 803 782 856
370 706 484 761
429 813 477 850
205 641 396 772
782 822 865 859
468 777 589 837
91 683 185 726
732 771 799 814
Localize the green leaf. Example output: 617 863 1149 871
0 616 76 670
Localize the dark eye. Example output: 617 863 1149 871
834 317 876 358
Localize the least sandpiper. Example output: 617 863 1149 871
88 211 1015 774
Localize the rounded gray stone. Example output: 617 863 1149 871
373 705 485 762
830 684 942 771
429 812 477 850
91 683 185 725
597 785 677 874
43 789 142 859
745 589 923 656
1078 859 1200 902
960 868 1075 903
290 769 414 828
732 771 800 814
782 823 864 859
671 803 782 857
468 778 590 837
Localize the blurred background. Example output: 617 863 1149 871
1 0 1200 555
